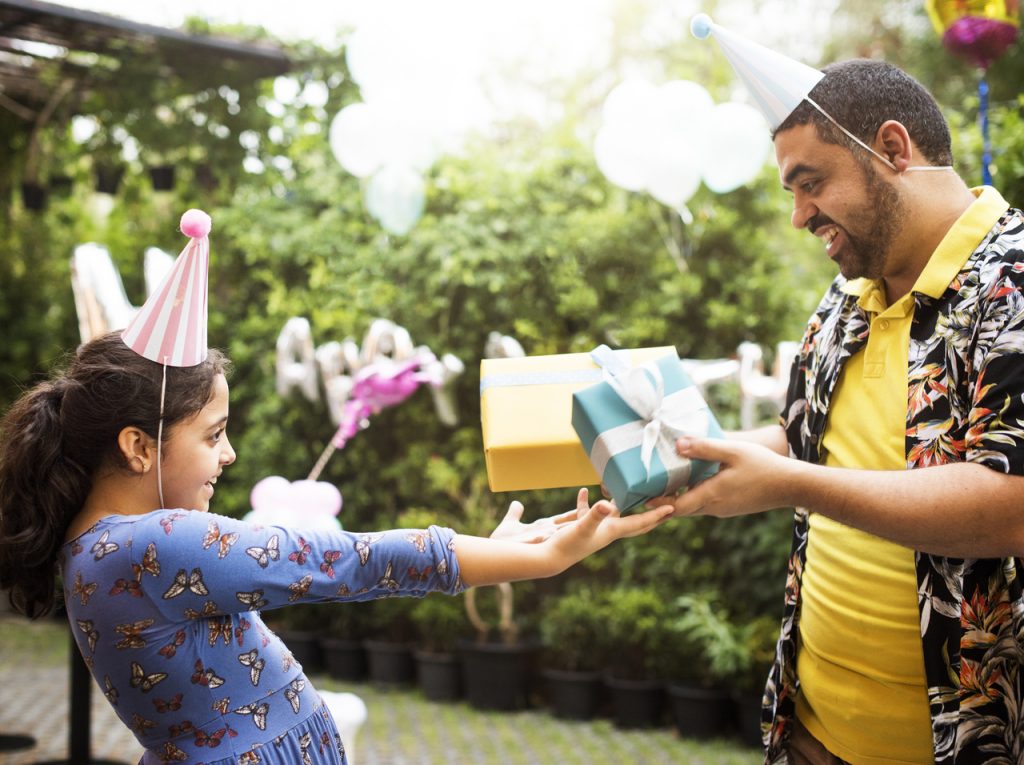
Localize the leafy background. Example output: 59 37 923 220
2 0 1021 690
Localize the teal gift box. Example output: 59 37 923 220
571 346 723 511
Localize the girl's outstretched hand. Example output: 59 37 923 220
548 488 674 563
452 488 674 587
489 500 577 543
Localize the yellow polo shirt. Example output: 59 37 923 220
795 187 1009 764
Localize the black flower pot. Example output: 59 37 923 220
148 164 176 191
321 637 367 681
667 684 734 739
542 668 603 720
363 639 415 686
414 650 462 701
458 640 534 711
48 174 73 198
605 675 665 729
276 629 323 674
94 165 125 195
20 182 46 210
733 690 766 748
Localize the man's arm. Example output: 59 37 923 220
651 436 1024 558
725 424 789 456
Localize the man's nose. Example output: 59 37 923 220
791 198 817 231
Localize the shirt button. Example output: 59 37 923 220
878 319 890 330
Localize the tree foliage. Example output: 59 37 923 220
10 1 1018 684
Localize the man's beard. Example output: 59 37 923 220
810 160 906 281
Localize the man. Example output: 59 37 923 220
662 37 1024 765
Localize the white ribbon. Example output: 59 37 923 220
590 345 711 485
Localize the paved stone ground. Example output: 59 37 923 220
0 615 762 765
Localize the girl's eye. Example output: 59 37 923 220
211 429 224 443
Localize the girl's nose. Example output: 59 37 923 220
221 436 236 466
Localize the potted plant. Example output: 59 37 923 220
458 581 536 711
728 614 779 748
421 445 537 710
320 599 372 682
596 586 670 728
409 593 468 701
664 593 740 740
362 596 418 686
537 586 605 720
265 602 330 675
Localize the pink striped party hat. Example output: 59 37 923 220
122 209 211 367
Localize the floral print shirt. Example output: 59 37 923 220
60 510 464 765
764 195 1024 764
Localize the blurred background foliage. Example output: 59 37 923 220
1 0 1021 690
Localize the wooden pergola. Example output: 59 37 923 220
0 0 290 120
0 0 292 195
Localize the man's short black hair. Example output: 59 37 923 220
774 59 953 167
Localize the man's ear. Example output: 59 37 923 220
875 120 914 172
117 426 158 474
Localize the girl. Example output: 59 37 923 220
0 331 672 765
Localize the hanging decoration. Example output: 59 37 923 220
925 0 1021 184
271 318 465 482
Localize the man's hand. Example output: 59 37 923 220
647 436 794 517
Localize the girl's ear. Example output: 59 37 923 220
117 426 157 474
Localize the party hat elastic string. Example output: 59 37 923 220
804 97 954 174
156 359 168 509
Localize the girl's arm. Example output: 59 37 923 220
453 488 673 586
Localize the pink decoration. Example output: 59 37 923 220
180 208 212 239
330 355 437 448
247 475 343 530
121 211 210 367
943 17 1019 69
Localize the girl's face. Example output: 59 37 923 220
160 374 235 511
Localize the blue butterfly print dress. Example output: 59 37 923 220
60 510 464 764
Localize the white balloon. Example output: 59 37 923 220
365 164 426 236
700 102 771 194
655 80 714 139
602 78 659 129
645 136 702 208
593 123 650 192
329 103 386 178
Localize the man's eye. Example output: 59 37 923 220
801 180 818 193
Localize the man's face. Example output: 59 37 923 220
774 123 905 281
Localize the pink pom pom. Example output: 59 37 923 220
180 209 212 238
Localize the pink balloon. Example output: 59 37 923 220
247 476 343 530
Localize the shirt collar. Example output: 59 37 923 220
839 186 1009 304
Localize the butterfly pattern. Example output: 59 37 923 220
59 511 463 764
288 537 312 566
238 649 266 687
319 550 342 579
72 571 98 605
162 568 208 600
246 535 280 569
201 520 239 559
115 619 154 650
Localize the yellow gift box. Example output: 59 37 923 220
480 347 677 492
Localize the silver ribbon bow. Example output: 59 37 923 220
590 345 710 487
